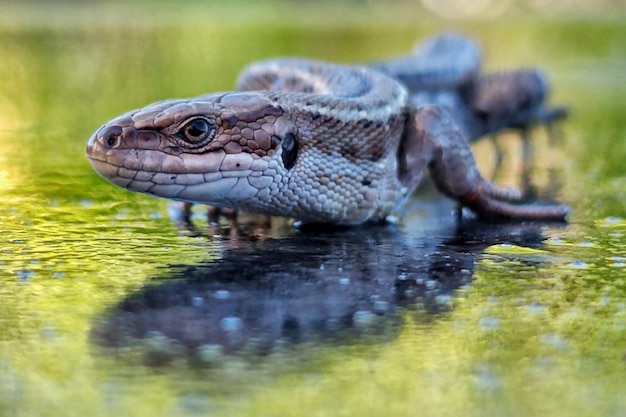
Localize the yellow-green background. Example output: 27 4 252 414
1 1 626 416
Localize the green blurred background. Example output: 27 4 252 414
1 1 626 417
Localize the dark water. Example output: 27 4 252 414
1 3 626 416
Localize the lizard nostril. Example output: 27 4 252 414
101 125 123 149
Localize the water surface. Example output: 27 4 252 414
1 3 626 416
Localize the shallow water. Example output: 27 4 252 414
1 3 626 416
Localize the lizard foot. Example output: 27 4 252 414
409 105 568 222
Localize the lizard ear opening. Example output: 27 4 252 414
281 133 298 170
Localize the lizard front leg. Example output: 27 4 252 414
401 105 569 221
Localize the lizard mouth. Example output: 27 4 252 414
87 130 274 204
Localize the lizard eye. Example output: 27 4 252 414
179 118 214 145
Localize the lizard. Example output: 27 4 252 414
86 34 569 226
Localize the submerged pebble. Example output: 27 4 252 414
177 394 211 415
539 333 569 350
220 316 243 332
195 344 224 365
434 294 452 306
16 269 34 282
473 364 502 394
214 290 231 300
478 316 500 330
373 300 389 314
41 325 57 340
144 330 167 342
325 318 341 331
525 303 546 314
603 216 623 224
353 310 376 330
141 331 185 366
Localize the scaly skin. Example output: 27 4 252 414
184 33 567 226
86 57 568 225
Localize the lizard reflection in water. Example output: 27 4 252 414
91 216 562 366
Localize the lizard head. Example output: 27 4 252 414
86 92 300 210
